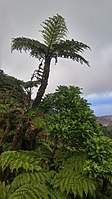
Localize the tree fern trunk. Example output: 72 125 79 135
32 57 51 108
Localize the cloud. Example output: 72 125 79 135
0 0 112 115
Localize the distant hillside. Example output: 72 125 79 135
97 116 112 127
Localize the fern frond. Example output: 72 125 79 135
65 171 74 194
9 183 49 199
34 142 53 163
10 175 64 199
87 179 96 196
9 171 49 192
41 14 67 47
62 153 86 173
83 178 89 196
60 172 96 198
11 37 47 58
52 39 90 66
49 188 67 199
54 155 96 198
0 151 42 172
0 181 9 199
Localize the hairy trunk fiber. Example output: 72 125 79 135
32 57 51 108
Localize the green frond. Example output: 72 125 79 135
0 181 9 199
83 178 89 196
41 14 67 47
34 142 53 163
54 155 96 198
52 39 90 66
10 171 49 191
8 170 62 199
11 37 47 58
54 39 90 52
0 151 42 172
11 170 65 199
65 171 74 194
49 189 67 199
62 153 86 173
9 183 49 199
9 172 64 199
60 172 96 198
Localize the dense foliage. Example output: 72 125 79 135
39 86 101 148
0 77 112 198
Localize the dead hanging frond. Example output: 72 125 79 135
31 59 44 82
21 59 44 106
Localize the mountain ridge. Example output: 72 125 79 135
97 115 112 126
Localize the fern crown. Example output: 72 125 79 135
11 14 90 66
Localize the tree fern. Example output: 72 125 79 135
11 15 90 107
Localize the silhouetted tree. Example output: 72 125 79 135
11 14 90 107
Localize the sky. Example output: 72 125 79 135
0 0 112 116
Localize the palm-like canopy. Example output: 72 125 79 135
11 14 90 107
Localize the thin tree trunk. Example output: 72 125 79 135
32 56 51 108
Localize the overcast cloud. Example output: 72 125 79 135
0 0 112 115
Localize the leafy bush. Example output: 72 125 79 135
39 86 102 148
